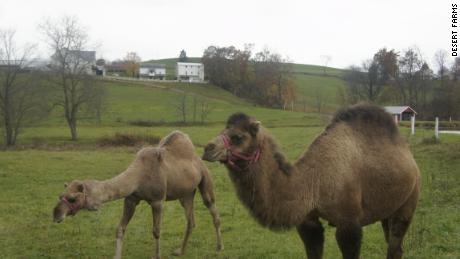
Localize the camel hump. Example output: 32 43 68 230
158 130 196 158
331 103 398 137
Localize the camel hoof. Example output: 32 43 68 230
172 248 183 256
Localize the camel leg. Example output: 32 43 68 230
335 222 362 259
296 218 324 259
151 200 163 259
386 187 418 259
381 218 390 244
114 196 139 259
173 193 196 256
198 171 223 251
386 217 412 259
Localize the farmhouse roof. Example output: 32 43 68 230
177 62 203 66
384 106 417 115
141 63 166 69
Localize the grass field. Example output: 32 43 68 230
0 124 459 258
1 66 459 258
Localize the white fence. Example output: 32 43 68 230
410 116 459 139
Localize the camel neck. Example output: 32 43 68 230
227 136 317 228
90 170 140 205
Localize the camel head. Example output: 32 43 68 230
203 112 261 168
53 180 94 223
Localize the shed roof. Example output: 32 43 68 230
384 106 417 115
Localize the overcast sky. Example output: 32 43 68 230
0 0 454 68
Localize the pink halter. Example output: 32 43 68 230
221 134 261 171
61 195 85 215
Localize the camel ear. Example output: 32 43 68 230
64 182 68 188
156 148 164 162
249 121 261 136
76 182 86 193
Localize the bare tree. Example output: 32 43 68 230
434 49 449 79
123 52 141 77
174 93 187 123
314 87 327 113
0 29 49 146
320 55 332 75
199 98 212 124
397 47 424 106
451 57 460 81
39 16 104 140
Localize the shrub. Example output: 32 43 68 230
97 133 160 147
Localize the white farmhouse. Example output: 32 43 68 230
139 63 166 79
176 62 204 82
51 50 97 75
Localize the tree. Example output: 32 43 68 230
434 49 449 80
39 16 105 141
202 45 296 108
451 57 460 81
0 29 49 146
343 48 398 104
179 50 188 62
174 93 187 123
320 55 332 75
397 47 424 107
123 52 141 77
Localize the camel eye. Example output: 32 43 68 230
67 197 76 203
231 134 243 145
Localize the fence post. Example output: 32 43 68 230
411 115 415 135
435 117 439 139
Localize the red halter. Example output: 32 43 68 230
221 134 261 171
61 195 86 215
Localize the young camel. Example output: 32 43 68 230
53 131 223 259
202 104 420 259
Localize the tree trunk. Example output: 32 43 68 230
67 116 78 141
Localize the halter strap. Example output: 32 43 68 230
221 134 261 171
61 195 86 215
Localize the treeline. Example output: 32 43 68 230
202 45 296 108
341 47 460 120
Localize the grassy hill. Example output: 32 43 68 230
144 57 347 113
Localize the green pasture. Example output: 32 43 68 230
0 123 459 258
1 68 458 258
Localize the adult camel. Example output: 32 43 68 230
202 104 420 259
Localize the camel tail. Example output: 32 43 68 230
331 103 399 138
198 163 216 207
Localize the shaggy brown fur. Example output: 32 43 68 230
203 104 420 259
53 131 223 259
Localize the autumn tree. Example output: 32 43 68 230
123 52 141 77
39 16 106 140
343 48 398 103
0 29 49 146
202 45 252 96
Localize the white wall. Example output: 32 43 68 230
176 62 204 81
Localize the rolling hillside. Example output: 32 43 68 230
145 57 347 112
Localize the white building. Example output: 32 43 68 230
176 62 204 82
384 106 417 123
139 64 166 79
51 50 97 75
